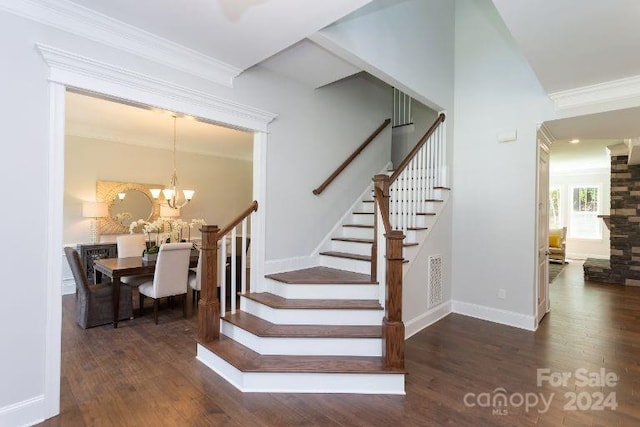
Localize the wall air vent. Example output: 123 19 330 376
429 255 442 307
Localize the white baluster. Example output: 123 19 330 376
230 228 237 314
220 236 227 316
241 218 247 295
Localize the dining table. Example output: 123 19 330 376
94 255 198 328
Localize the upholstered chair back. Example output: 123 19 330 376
149 242 192 299
64 246 90 298
116 234 146 258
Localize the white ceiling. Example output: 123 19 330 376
67 0 372 71
492 0 640 93
65 91 254 161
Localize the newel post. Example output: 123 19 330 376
383 230 405 369
198 224 220 342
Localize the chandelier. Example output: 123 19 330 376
151 115 194 209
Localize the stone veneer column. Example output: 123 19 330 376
609 155 640 285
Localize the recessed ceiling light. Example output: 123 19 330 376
569 139 580 144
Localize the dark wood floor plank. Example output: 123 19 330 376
41 261 640 426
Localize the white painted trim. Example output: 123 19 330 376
404 301 451 339
0 395 45 427
61 279 76 295
451 300 537 331
263 255 317 276
35 44 277 133
220 321 382 356
44 83 65 420
537 123 556 145
549 74 640 112
251 132 268 293
196 344 405 394
0 0 241 87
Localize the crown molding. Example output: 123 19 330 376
36 44 277 132
549 74 640 112
0 0 241 87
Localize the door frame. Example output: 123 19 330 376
40 45 276 418
535 124 554 326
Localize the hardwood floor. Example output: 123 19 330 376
41 261 640 426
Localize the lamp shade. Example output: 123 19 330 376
160 205 181 218
82 201 109 218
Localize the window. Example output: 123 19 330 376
569 186 601 239
549 187 561 229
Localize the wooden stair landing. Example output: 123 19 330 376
199 336 402 374
265 266 375 284
242 292 382 310
223 311 382 338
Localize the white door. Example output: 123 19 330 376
537 135 551 323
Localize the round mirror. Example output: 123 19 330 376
109 189 153 227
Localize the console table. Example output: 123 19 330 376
76 243 117 283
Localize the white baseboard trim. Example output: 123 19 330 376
263 255 316 275
451 300 536 331
404 301 451 339
0 395 45 427
61 279 76 295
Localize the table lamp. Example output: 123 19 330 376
82 201 109 244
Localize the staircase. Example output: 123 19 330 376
195 114 447 395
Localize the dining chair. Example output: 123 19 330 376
117 234 153 287
138 242 192 324
188 249 224 308
64 246 133 329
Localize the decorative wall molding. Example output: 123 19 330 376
549 74 640 112
537 123 556 145
0 0 241 87
451 300 536 331
35 44 277 132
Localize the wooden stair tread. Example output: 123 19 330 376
352 212 373 215
242 292 382 310
223 311 382 338
342 224 373 229
199 336 403 374
319 251 371 262
265 266 375 284
434 186 451 190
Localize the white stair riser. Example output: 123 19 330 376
263 278 379 300
319 255 370 274
241 297 383 325
388 214 431 229
359 202 375 213
350 214 374 226
341 227 374 240
331 240 372 256
221 322 382 356
197 344 405 394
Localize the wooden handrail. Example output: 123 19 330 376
390 113 445 184
219 200 258 237
198 201 258 343
313 118 391 195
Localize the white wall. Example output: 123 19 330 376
391 100 439 167
452 0 556 327
549 169 611 259
64 135 253 244
319 0 454 112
